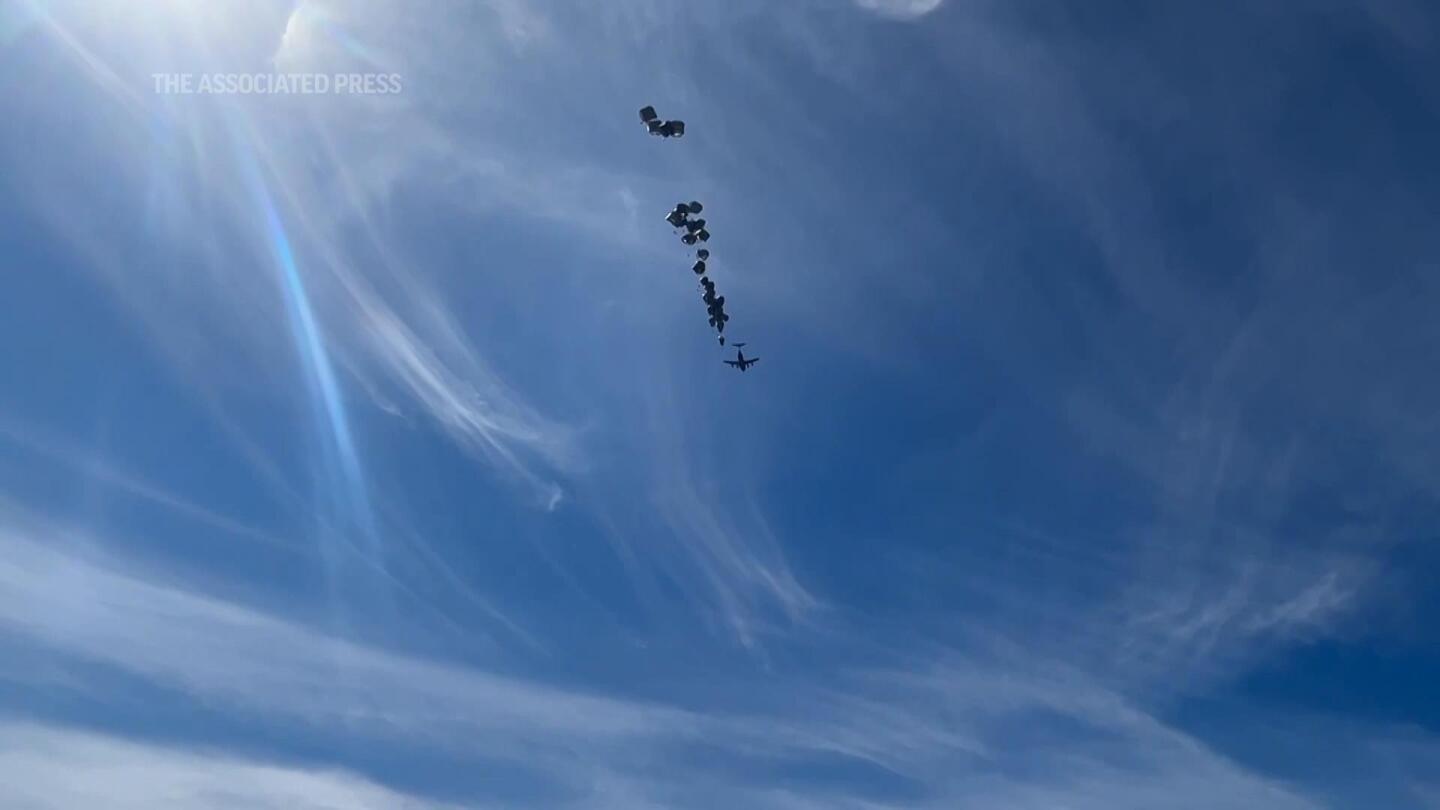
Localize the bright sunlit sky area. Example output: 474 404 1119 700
2 0 1440 807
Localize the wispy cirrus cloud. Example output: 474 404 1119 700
854 0 945 21
0 515 1325 808
6 1 585 508
6 0 1437 806
0 723 463 810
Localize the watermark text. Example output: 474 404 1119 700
152 73 403 95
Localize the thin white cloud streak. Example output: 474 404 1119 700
854 0 945 21
0 416 541 655
1107 538 1370 689
0 723 463 810
649 476 817 647
602 375 819 648
771 661 1324 810
1244 572 1354 635
20 0 147 118
343 282 575 508
0 418 299 557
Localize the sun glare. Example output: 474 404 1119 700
278 5 312 56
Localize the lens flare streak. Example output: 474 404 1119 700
233 139 379 556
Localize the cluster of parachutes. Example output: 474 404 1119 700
642 105 736 346
666 201 710 246
639 105 685 139
667 202 728 341
669 201 728 342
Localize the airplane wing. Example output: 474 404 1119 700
744 358 760 367
724 360 741 367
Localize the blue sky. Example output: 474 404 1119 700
2 0 1439 806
